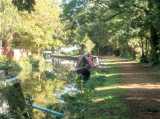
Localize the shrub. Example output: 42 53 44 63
0 55 21 77
28 56 39 72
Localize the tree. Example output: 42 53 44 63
3 0 65 54
61 0 160 63
12 0 35 13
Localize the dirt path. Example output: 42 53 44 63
110 57 160 119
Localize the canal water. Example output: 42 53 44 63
52 56 80 103
0 55 100 118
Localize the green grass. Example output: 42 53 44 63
87 62 128 119
63 59 130 119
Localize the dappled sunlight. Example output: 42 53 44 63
92 96 113 103
118 83 160 90
101 61 137 65
106 73 121 77
100 56 135 64
126 97 160 102
95 86 119 91
1 0 160 118
95 83 160 91
106 72 160 77
34 96 48 105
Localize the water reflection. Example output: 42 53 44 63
53 57 80 103
0 93 9 114
54 83 80 103
0 56 80 119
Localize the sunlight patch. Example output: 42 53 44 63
95 86 118 91
95 83 160 91
92 96 113 103
118 84 160 89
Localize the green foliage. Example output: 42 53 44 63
0 0 20 41
44 71 56 80
1 0 64 54
28 56 40 72
17 56 66 119
0 55 21 76
83 35 95 52
61 0 160 63
0 55 8 63
4 83 31 119
12 0 35 13
62 59 129 119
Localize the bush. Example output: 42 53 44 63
0 55 9 70
0 55 21 77
43 71 56 80
114 49 120 56
28 56 40 72
140 55 149 63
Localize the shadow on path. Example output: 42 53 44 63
113 57 160 119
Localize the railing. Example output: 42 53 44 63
32 104 64 118
0 76 32 119
51 55 100 67
0 76 18 89
0 77 64 119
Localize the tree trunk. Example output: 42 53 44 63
150 24 159 64
145 38 149 57
140 36 145 58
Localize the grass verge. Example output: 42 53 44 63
63 58 130 119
